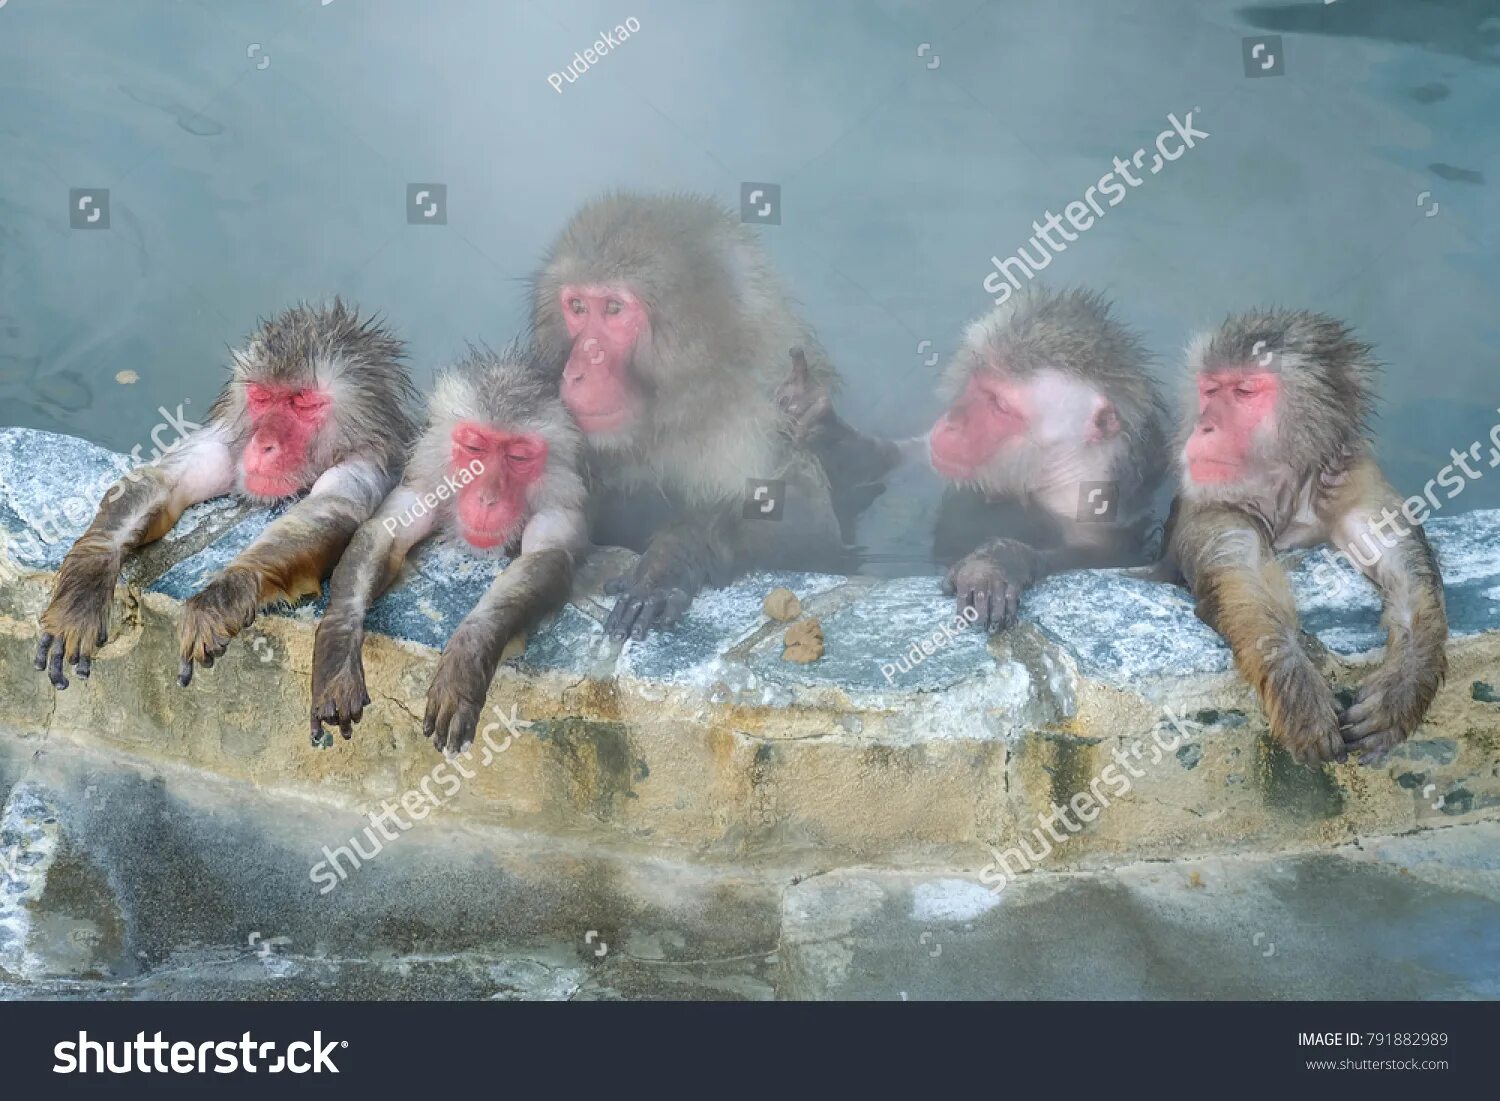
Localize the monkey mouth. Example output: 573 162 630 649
928 449 977 481
461 527 508 550
571 407 634 435
242 470 303 499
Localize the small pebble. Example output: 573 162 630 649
782 616 824 663
763 587 802 622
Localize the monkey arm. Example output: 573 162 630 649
178 455 395 686
423 508 586 754
1325 466 1449 760
37 427 237 689
309 484 440 742
1171 505 1344 765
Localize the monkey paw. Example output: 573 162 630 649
775 350 836 446
942 541 1035 632
177 568 262 686
423 649 492 755
1270 663 1346 766
310 624 370 745
604 574 695 640
36 550 118 690
1339 675 1426 765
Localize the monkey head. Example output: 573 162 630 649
222 299 414 503
929 288 1166 503
533 193 768 451
409 345 586 552
1180 310 1374 500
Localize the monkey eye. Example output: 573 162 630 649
604 299 623 316
569 298 586 315
290 389 329 413
1234 384 1257 398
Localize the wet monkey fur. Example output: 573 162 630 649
1164 310 1448 766
779 287 1170 629
532 192 846 640
35 300 416 689
310 345 588 754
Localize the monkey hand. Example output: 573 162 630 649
177 567 262 687
775 348 841 447
1339 669 1432 765
603 540 703 640
310 617 370 745
36 546 120 689
1267 661 1346 766
423 636 496 756
942 539 1038 632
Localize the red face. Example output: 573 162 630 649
1185 368 1280 484
242 382 333 497
557 284 650 435
449 421 548 549
928 371 1029 480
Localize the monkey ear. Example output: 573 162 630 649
1087 398 1122 443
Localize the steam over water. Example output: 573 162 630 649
1 0 1495 574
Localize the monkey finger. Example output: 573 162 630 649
629 594 667 640
450 704 479 753
1002 585 1021 629
35 633 56 672
659 589 692 629
606 596 642 639
200 653 215 669
48 646 68 690
339 716 353 740
788 347 811 386
75 654 92 680
178 660 195 687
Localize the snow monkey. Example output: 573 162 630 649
35 300 416 689
778 287 1170 629
1164 310 1448 766
531 192 846 641
310 344 588 754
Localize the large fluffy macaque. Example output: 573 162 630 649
532 192 845 639
35 300 416 689
310 345 587 754
1165 310 1448 766
779 287 1169 630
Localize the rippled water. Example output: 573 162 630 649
1 0 1495 574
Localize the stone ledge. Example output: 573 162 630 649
2 427 1498 866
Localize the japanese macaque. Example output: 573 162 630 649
779 287 1169 630
1164 310 1448 765
531 192 846 640
310 345 587 754
35 301 416 689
